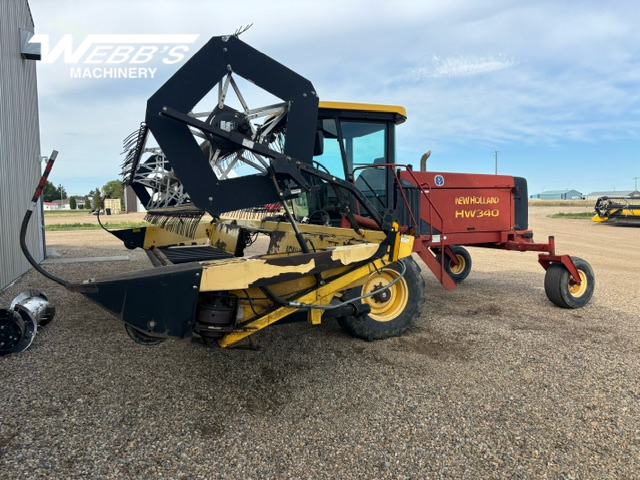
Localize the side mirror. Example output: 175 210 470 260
314 130 324 156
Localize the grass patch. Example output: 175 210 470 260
550 212 594 219
46 222 147 231
44 209 94 216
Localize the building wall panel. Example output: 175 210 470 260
0 0 44 291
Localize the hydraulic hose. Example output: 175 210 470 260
20 150 69 287
260 259 407 311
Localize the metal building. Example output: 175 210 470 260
0 0 44 291
585 190 640 201
124 185 147 213
536 189 583 200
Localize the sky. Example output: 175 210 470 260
28 0 640 197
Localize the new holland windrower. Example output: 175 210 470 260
16 33 594 353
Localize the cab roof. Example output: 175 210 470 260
318 101 407 124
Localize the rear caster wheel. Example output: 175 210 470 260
436 246 472 284
124 324 166 346
544 256 595 308
336 257 425 340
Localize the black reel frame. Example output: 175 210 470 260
123 34 385 230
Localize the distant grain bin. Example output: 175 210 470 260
0 0 45 291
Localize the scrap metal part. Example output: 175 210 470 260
0 290 55 356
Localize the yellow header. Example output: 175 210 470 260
319 101 407 123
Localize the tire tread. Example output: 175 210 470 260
337 257 425 340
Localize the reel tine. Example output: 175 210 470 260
144 209 206 238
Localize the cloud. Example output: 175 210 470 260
405 55 518 80
26 0 640 196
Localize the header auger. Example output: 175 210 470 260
20 33 594 351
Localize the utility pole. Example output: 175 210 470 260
493 151 498 174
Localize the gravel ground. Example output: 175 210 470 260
1 206 638 479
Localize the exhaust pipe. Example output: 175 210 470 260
0 290 55 356
420 150 431 171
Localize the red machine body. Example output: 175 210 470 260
406 171 519 235
366 167 580 291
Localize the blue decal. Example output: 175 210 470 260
434 175 445 187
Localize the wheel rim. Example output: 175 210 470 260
449 254 466 275
361 269 409 322
568 270 588 297
0 312 25 352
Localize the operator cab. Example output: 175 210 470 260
292 101 407 226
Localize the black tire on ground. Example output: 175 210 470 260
436 245 472 284
336 256 425 341
544 256 595 309
0 309 36 356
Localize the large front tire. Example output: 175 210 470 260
544 256 595 308
336 257 425 340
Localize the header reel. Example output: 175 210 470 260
122 34 319 221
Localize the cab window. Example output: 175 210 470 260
313 119 387 178
293 117 389 223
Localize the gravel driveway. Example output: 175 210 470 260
1 206 638 479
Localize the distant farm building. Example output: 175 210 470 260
50 199 70 210
585 190 640 200
534 189 584 200
74 196 87 209
104 198 122 215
